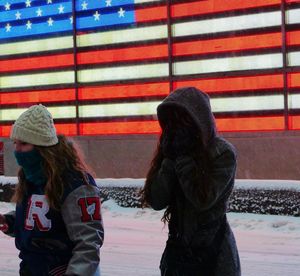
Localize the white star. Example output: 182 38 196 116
25 0 31 7
93 11 100 21
47 0 52 4
5 2 11 10
81 1 88 10
58 4 64 14
15 11 22 19
118 7 125 18
36 8 43 16
5 23 11 32
105 0 112 6
47 17 54 26
69 16 73 24
26 20 32 29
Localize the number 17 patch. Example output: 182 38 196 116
78 197 101 222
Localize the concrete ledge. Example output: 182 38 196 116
3 131 300 179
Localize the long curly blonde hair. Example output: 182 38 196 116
12 135 91 209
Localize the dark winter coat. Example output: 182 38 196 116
4 172 104 276
149 87 241 275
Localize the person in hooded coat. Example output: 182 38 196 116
141 87 241 276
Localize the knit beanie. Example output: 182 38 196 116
10 104 58 146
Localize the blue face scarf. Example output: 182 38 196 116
14 149 47 186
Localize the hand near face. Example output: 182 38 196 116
161 126 198 159
0 214 8 233
161 127 177 160
172 127 197 157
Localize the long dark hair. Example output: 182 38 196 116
141 109 210 223
12 135 92 209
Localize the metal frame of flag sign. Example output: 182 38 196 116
0 0 300 136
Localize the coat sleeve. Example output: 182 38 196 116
175 143 237 213
148 158 177 210
61 184 104 276
3 210 16 237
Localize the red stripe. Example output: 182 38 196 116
287 30 300 46
1 117 287 135
285 0 300 3
50 265 68 276
1 44 169 73
0 89 76 105
216 116 285 132
0 54 74 73
174 74 283 93
79 117 286 134
172 0 281 18
78 82 169 100
56 124 77 136
288 72 300 88
289 115 300 130
77 44 168 65
80 121 160 135
49 266 66 274
0 123 76 137
135 5 167 22
173 32 282 57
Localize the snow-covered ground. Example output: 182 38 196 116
0 200 300 276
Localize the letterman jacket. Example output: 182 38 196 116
4 171 104 276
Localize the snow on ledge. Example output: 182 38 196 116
96 178 144 188
1 176 300 191
235 179 300 191
0 176 17 185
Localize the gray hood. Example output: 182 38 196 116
157 87 217 147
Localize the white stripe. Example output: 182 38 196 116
0 71 75 89
47 106 76 119
289 94 300 109
173 11 281 37
174 53 283 75
286 8 300 24
79 102 160 118
0 96 284 121
0 23 167 57
0 36 73 57
78 63 168 83
0 108 27 122
288 51 300 67
77 25 167 48
0 106 76 121
211 95 284 113
70 95 284 119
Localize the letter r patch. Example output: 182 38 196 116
25 194 51 231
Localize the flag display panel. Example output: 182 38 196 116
1 0 300 136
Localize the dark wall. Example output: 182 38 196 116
228 132 300 179
3 131 300 179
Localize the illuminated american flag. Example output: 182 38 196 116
0 0 300 136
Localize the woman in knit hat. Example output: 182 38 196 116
0 104 104 276
141 87 240 276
